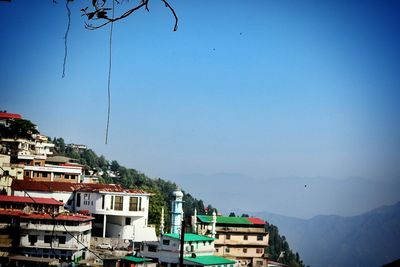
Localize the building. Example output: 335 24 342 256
194 215 269 267
140 189 237 267
74 184 157 242
11 180 157 243
23 163 83 183
0 195 93 264
0 154 24 195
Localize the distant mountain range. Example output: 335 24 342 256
249 201 400 267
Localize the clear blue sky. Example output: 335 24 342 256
1 0 399 217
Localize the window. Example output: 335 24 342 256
76 193 81 207
163 239 170 245
216 248 219 252
256 260 263 267
102 195 105 209
215 234 219 239
44 235 52 243
243 248 247 253
148 245 157 252
225 247 230 253
257 235 263 241
226 234 231 240
243 234 248 240
125 217 131 225
28 235 37 245
129 197 138 211
58 236 66 244
42 172 48 178
114 196 123 210
25 171 30 177
110 196 114 209
256 248 263 254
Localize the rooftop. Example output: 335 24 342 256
11 180 149 194
163 233 215 242
197 215 266 225
122 256 152 263
0 112 22 120
184 256 236 265
0 195 63 206
0 210 94 221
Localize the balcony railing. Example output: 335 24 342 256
20 222 91 232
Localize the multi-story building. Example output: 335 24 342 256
0 154 24 195
140 189 238 267
0 195 93 264
73 184 157 242
11 180 157 243
194 215 269 267
23 163 83 183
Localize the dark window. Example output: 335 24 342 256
215 233 219 239
225 247 230 253
257 235 263 241
42 172 48 178
256 248 263 254
226 234 231 240
244 235 248 240
110 196 114 209
58 236 66 244
76 193 81 207
162 239 170 245
28 235 37 245
125 217 131 225
44 235 52 243
148 245 157 252
102 195 105 209
243 248 247 253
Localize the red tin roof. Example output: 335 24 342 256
12 179 148 194
0 112 22 120
247 217 266 225
0 210 93 221
0 195 63 206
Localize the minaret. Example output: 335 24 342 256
211 209 217 238
170 189 184 234
192 208 197 233
160 207 165 235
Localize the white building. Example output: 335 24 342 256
11 180 157 242
24 163 83 183
74 185 157 241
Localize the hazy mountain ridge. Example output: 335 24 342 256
250 202 400 267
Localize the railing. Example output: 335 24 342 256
20 222 91 232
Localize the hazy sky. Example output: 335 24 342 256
1 0 399 217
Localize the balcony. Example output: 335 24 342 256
20 222 91 232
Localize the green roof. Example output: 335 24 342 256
122 256 152 263
197 215 252 225
163 233 215 242
184 256 236 266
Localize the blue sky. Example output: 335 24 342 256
1 0 399 217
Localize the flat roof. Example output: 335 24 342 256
163 233 215 242
184 256 236 265
122 256 152 263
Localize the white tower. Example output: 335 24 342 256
211 209 217 238
192 208 197 233
170 189 184 234
160 207 165 235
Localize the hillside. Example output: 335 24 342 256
252 202 400 267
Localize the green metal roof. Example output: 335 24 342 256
122 256 152 263
184 255 236 265
197 215 252 225
163 233 215 242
